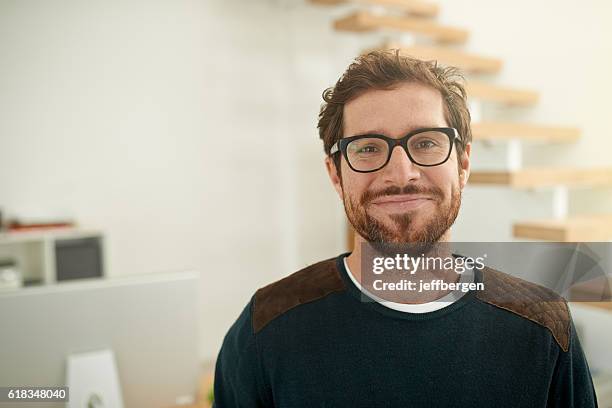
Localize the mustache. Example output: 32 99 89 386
360 184 444 206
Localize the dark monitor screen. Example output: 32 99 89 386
55 237 103 281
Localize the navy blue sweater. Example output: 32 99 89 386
213 253 597 407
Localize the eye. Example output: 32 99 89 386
414 139 437 149
356 145 381 154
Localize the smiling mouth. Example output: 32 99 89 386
370 195 433 211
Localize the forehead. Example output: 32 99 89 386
343 81 447 137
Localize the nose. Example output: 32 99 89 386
380 145 421 185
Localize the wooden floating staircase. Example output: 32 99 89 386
375 42 503 74
310 0 440 17
569 276 612 310
470 168 612 189
466 81 539 106
472 122 580 142
309 0 612 244
513 215 612 242
333 11 468 44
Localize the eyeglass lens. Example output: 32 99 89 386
346 130 452 171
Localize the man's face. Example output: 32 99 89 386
325 81 471 244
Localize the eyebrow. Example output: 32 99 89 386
347 126 444 138
347 129 387 137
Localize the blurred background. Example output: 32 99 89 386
1 0 612 406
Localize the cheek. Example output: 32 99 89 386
344 178 365 202
431 164 460 191
342 173 374 203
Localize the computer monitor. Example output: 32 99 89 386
0 270 201 408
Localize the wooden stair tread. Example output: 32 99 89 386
513 214 612 241
472 122 581 142
470 167 612 188
333 11 468 44
310 0 440 17
570 277 612 311
571 301 612 311
467 81 539 106
378 43 502 74
570 276 612 303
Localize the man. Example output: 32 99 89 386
213 50 597 407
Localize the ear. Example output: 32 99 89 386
458 142 471 190
324 156 343 201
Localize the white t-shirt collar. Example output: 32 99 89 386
343 255 474 314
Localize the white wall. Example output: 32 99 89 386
1 0 611 362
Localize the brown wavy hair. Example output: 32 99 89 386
318 49 471 178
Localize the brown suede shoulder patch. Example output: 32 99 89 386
476 266 571 352
252 256 346 334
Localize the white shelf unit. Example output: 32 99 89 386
0 228 106 287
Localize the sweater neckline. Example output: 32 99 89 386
343 255 474 314
336 252 482 321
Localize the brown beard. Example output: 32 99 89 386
342 178 462 249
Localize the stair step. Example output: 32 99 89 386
570 277 612 304
310 0 440 17
513 214 612 241
472 122 581 142
569 276 612 311
470 168 612 188
333 11 469 44
467 81 539 106
570 301 612 312
379 43 503 74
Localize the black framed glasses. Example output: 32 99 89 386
330 127 460 173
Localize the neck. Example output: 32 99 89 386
345 229 458 304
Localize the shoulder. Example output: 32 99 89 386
475 265 571 352
252 255 346 333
